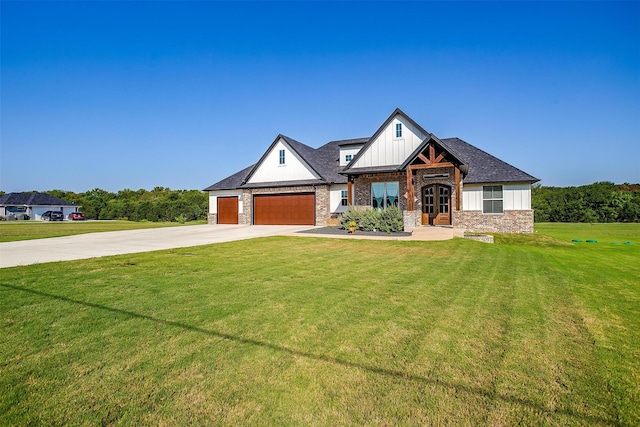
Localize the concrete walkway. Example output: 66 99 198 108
287 226 464 241
0 224 310 268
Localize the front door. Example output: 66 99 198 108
421 184 451 225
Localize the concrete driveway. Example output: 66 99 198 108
0 224 310 268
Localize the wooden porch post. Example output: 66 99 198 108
406 168 414 211
455 167 461 211
347 177 353 206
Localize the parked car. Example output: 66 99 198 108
41 211 64 221
68 212 85 221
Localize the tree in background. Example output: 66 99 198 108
36 188 208 222
532 182 640 223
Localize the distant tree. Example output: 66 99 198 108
533 182 639 223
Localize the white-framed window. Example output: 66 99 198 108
345 154 352 162
395 123 402 138
371 182 399 210
279 149 285 165
341 190 348 206
483 185 503 214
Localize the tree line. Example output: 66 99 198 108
532 182 639 223
44 187 208 222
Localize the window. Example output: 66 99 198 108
345 154 352 162
279 149 285 165
371 182 399 210
483 185 503 214
395 123 402 138
341 190 348 206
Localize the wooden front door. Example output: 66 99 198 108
421 184 451 225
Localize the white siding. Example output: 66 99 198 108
208 190 243 214
351 115 427 169
339 145 364 166
329 185 348 213
462 185 483 211
247 138 319 183
462 183 532 211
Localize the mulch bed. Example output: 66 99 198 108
297 226 412 237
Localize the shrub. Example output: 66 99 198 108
378 205 404 233
339 205 404 232
339 206 363 230
359 209 380 231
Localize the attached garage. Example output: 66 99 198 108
254 193 315 225
217 196 239 224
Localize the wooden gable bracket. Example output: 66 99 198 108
417 153 431 164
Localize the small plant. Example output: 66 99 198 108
348 221 357 233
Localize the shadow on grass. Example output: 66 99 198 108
2 283 614 425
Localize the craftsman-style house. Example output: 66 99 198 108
204 108 539 233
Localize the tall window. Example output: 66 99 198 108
279 149 285 165
341 190 348 206
395 123 402 138
483 185 503 214
345 154 352 162
371 182 399 210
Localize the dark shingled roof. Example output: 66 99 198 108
441 137 539 184
203 164 255 191
203 137 367 191
204 110 538 191
0 192 76 206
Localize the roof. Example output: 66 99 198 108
441 137 539 184
343 108 430 173
204 109 539 191
203 137 363 191
0 192 76 207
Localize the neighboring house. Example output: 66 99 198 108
204 108 539 233
0 192 78 220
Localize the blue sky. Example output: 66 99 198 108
1 1 638 193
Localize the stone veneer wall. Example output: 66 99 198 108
207 213 217 224
453 210 535 233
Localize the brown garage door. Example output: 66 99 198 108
254 193 315 225
217 196 238 224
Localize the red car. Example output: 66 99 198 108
68 212 85 221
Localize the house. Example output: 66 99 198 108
0 192 78 220
204 108 539 233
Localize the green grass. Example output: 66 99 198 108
1 224 638 425
0 220 207 242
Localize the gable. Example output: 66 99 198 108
350 112 428 169
246 137 320 184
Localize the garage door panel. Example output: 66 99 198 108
254 193 315 225
217 197 238 224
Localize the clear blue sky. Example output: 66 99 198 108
1 1 638 193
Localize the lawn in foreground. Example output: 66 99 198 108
0 220 206 242
1 225 638 425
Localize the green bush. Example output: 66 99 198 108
339 205 404 232
379 205 404 233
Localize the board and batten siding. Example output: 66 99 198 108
208 190 243 214
351 116 427 169
329 185 348 213
246 138 319 184
339 145 364 166
462 183 532 211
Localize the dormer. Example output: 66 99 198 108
338 138 368 167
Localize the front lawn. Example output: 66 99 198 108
0 220 206 242
1 224 638 425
